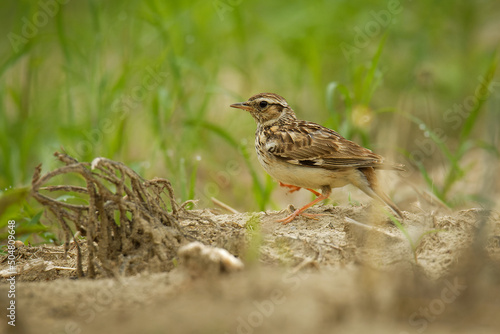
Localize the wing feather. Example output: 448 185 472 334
264 121 403 170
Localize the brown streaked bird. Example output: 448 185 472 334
230 92 404 224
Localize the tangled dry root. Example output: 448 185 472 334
31 152 188 278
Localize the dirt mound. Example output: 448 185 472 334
1 204 499 334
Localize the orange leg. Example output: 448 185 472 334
279 182 301 193
276 188 331 225
304 188 321 197
279 182 321 197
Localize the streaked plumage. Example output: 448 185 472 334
231 92 404 224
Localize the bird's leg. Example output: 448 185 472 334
279 182 301 193
279 182 321 196
276 187 331 225
304 188 321 196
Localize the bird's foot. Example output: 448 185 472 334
276 189 331 224
276 209 302 224
276 210 326 225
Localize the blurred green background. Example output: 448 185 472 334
1 0 499 244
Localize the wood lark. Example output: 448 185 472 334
230 92 404 224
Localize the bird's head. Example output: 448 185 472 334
230 93 296 125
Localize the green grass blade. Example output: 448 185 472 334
361 33 387 104
405 114 457 165
459 51 498 144
188 156 200 206
244 213 263 264
387 213 416 255
190 120 270 210
325 81 352 130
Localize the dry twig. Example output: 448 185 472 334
31 152 187 278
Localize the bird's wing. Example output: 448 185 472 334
263 121 404 170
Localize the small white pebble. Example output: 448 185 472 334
178 241 243 277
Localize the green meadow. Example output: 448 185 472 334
0 0 499 243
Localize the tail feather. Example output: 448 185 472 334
371 186 403 218
354 167 403 218
376 162 406 171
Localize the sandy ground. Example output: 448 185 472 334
1 205 500 334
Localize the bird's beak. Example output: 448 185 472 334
230 102 252 111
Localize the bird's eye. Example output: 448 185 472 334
259 101 268 108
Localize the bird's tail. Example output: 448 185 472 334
371 185 403 218
355 167 403 218
376 162 406 171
